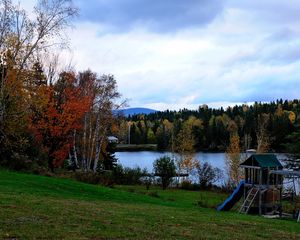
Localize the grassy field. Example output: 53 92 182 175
0 169 299 239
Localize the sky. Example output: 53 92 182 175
22 0 300 110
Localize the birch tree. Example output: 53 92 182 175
0 0 77 121
78 71 123 172
92 74 122 172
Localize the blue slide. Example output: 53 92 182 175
217 180 245 211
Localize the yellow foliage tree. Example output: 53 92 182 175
256 113 270 153
226 134 242 186
174 116 201 176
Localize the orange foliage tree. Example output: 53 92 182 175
30 71 91 171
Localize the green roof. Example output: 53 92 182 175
240 154 283 168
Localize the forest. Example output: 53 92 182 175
117 100 300 154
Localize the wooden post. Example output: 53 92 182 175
267 167 269 187
279 187 282 217
275 167 278 186
259 168 262 215
244 169 246 203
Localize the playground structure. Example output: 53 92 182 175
218 154 300 220
239 154 283 215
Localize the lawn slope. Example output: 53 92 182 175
0 169 299 239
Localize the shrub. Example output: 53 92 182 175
112 164 125 184
100 171 115 187
9 152 32 170
153 156 176 190
122 167 144 184
74 172 102 185
112 165 147 185
180 180 193 190
73 165 149 186
196 162 223 189
74 171 115 186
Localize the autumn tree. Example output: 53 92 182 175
30 71 91 171
0 0 77 168
77 72 123 172
92 74 122 172
174 116 202 177
146 128 156 144
0 66 31 168
256 113 270 153
116 119 129 144
226 133 242 186
7 0 77 71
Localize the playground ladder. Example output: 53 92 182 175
239 187 259 214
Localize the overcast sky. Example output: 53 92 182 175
23 0 300 110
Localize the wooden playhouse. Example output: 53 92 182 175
240 154 283 215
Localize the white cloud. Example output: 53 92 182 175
21 0 300 111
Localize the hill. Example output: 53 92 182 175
0 169 299 239
116 107 157 117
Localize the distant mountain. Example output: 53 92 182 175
115 108 157 117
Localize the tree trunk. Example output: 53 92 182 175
73 129 78 168
0 65 6 124
82 114 87 171
88 113 98 171
92 111 102 172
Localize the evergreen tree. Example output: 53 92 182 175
102 141 118 171
283 125 300 170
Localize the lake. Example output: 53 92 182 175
116 151 228 171
116 151 288 184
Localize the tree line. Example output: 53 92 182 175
117 100 299 153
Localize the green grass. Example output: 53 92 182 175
0 169 300 239
114 185 227 209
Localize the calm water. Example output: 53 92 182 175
116 151 228 172
116 151 288 176
116 151 229 184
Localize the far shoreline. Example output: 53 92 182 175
116 144 158 151
115 144 288 154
